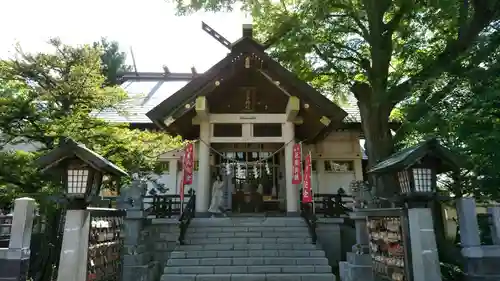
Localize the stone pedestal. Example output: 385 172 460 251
462 246 500 281
338 212 373 281
316 218 344 270
0 197 36 281
120 180 160 281
408 208 442 281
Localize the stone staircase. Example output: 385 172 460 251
161 216 336 281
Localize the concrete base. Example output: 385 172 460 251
0 257 29 281
286 211 301 217
338 252 373 281
195 212 211 218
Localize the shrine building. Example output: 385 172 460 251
102 24 367 216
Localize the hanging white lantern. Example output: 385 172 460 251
265 162 271 175
236 163 243 178
253 165 259 179
225 162 231 175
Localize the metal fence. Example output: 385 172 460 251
144 194 193 218
313 193 354 217
87 208 125 281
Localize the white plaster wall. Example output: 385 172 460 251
303 131 363 195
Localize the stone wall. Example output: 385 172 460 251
145 219 180 268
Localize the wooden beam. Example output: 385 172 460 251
320 116 331 126
293 116 304 125
163 116 176 127
192 116 201 125
195 96 209 120
286 96 300 121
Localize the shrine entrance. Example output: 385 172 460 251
213 144 285 214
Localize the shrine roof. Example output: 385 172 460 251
145 36 348 129
95 79 362 124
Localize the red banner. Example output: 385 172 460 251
302 153 312 203
292 143 302 184
183 143 194 185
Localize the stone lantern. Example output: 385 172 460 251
36 138 128 281
36 138 128 209
368 138 461 206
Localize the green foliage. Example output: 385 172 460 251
168 0 500 197
0 38 182 207
93 37 133 86
396 53 500 198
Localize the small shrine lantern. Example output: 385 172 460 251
36 138 128 209
368 138 461 203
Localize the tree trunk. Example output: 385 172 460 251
353 83 399 198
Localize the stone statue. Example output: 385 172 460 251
349 180 374 209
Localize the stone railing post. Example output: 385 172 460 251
488 206 500 245
0 197 36 281
119 179 149 281
456 197 481 247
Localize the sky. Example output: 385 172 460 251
0 0 250 72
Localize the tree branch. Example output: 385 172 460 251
384 1 413 36
388 1 500 105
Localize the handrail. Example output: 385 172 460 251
300 202 317 244
314 193 353 217
144 194 193 218
177 190 196 245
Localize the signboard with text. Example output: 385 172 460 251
292 143 302 184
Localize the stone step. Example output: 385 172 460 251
187 226 309 233
160 273 336 281
164 265 332 274
177 243 317 251
170 249 325 259
186 231 309 239
189 217 306 227
185 237 312 245
167 257 329 266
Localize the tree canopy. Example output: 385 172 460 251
170 0 500 196
396 40 500 199
93 37 133 86
0 38 181 207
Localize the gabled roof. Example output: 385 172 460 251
96 80 362 125
146 37 347 128
36 138 128 177
368 138 462 174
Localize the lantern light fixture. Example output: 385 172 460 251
368 138 462 204
36 138 128 209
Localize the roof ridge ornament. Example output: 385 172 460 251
202 21 232 50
